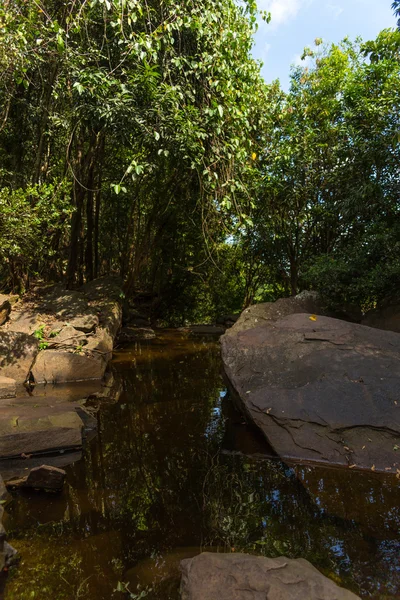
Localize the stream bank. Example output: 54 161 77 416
1 330 398 599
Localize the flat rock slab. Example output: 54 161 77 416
0 427 82 458
0 331 39 383
180 553 360 600
221 313 400 473
0 404 92 458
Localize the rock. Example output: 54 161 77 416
0 331 39 383
0 452 82 482
117 327 156 343
180 553 360 600
124 308 149 327
67 311 99 333
44 289 88 319
225 296 324 338
5 308 41 335
80 275 123 302
0 403 85 458
0 541 18 570
221 312 400 473
0 377 16 399
216 313 240 327
0 475 10 506
362 303 400 333
86 328 114 362
99 301 122 339
0 296 11 326
7 465 66 492
31 349 106 383
181 325 226 335
50 325 87 348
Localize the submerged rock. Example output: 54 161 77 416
117 326 156 343
180 553 360 600
6 465 66 492
180 325 226 335
221 311 400 473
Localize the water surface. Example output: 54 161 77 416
4 331 400 599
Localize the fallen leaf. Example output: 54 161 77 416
393 445 399 451
362 445 366 450
385 467 392 471
349 464 356 469
309 314 317 322
371 465 376 471
266 408 272 414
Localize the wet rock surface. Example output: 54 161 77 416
221 311 400 473
180 553 360 600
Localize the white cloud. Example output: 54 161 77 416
258 0 311 27
326 3 344 19
293 52 312 67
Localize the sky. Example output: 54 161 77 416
253 0 397 90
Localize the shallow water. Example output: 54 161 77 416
4 330 400 599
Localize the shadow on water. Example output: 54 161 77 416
3 330 400 599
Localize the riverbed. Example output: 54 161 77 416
4 331 400 599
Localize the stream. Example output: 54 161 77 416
4 330 400 599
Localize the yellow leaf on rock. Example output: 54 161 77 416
309 314 317 322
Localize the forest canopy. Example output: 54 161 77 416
0 0 399 323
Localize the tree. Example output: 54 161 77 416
393 0 400 29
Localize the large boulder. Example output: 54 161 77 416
50 325 88 348
0 331 38 383
0 296 11 326
0 377 16 399
224 295 324 338
180 553 360 600
362 303 400 333
31 349 106 384
221 312 400 473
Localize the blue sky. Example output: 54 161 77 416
253 0 397 90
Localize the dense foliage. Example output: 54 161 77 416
0 0 399 321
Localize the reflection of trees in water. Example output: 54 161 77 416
201 454 400 598
6 337 400 600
